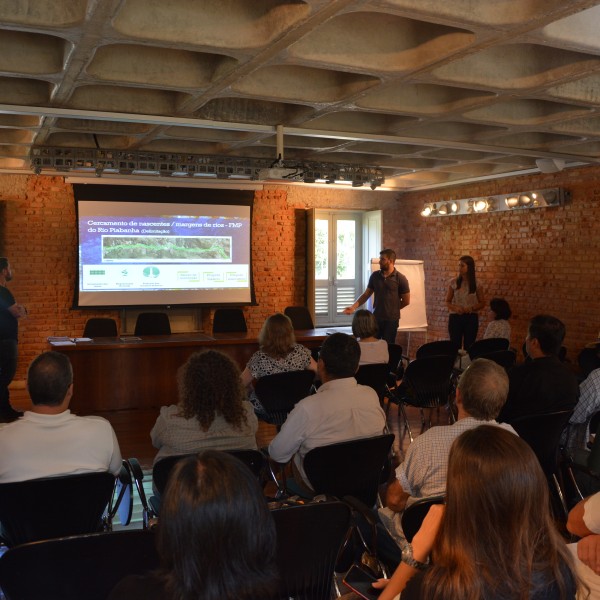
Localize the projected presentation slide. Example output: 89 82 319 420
77 199 252 306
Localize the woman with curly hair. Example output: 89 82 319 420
374 425 584 600
241 312 317 414
109 450 279 600
150 350 257 464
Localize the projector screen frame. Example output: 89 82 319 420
72 184 256 310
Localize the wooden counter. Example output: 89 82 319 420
49 328 349 413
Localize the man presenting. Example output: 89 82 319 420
269 333 387 491
0 257 26 421
0 351 122 482
344 249 410 344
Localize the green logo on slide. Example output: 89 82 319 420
143 266 160 278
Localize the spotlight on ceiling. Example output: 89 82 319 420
473 199 488 213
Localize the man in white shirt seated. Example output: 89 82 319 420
0 351 122 483
268 332 387 491
378 358 517 565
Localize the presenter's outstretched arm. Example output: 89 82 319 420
343 288 373 315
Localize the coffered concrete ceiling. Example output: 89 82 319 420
1 0 600 190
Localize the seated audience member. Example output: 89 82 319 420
241 313 317 414
268 332 386 490
565 366 600 451
378 358 516 558
567 492 600 597
0 351 122 482
109 450 279 600
375 426 582 600
498 314 579 423
352 309 389 366
151 350 258 464
482 297 511 341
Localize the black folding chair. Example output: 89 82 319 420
401 495 445 543
355 363 391 406
563 418 600 505
389 354 456 443
134 312 171 335
303 433 395 508
468 337 509 360
128 449 266 522
0 471 116 547
212 308 248 333
415 340 458 361
484 348 517 371
0 530 158 600
510 409 574 521
271 500 352 600
302 434 395 579
284 306 315 330
83 317 118 338
387 343 405 379
254 369 315 428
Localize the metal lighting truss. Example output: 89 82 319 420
30 147 385 188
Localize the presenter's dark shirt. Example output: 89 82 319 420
498 355 579 423
0 286 17 340
367 269 410 321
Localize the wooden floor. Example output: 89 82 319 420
9 386 451 470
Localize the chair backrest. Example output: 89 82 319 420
134 312 171 335
510 410 574 478
303 433 395 507
401 495 445 543
468 337 510 360
415 340 458 361
0 472 115 547
152 449 265 497
83 317 118 338
387 343 404 376
355 363 390 405
484 348 517 371
212 308 247 333
254 369 315 426
397 354 456 409
271 500 351 600
284 306 315 330
0 530 159 600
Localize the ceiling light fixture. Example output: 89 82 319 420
421 188 567 217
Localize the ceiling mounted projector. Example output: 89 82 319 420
256 167 303 180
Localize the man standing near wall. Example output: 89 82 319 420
0 257 27 421
344 249 410 344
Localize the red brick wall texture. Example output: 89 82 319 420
0 168 598 381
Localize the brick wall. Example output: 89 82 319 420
0 176 383 381
386 166 600 360
1 168 596 382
